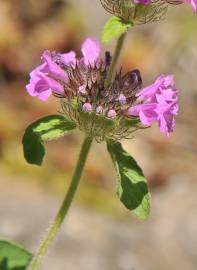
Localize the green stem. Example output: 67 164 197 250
104 33 126 88
29 136 93 270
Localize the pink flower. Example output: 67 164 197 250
127 75 178 136
26 62 64 101
26 38 101 101
41 51 68 81
26 52 66 101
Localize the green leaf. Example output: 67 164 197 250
0 240 32 270
102 16 132 43
22 114 76 166
107 141 150 219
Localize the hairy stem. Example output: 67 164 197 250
105 33 126 88
29 137 93 270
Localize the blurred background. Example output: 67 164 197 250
0 0 197 269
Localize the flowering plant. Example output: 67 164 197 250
0 1 195 270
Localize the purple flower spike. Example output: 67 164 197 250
107 109 117 119
127 74 178 136
83 102 92 112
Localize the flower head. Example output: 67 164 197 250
26 38 178 141
26 38 145 141
127 75 178 136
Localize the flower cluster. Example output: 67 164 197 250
26 38 101 101
100 0 196 25
127 75 178 136
26 38 178 141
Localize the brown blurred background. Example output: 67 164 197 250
0 0 197 269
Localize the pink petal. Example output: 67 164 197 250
191 0 197 12
41 51 67 81
81 38 101 66
162 75 174 88
139 110 155 126
37 73 64 94
128 104 157 126
127 105 141 116
127 103 156 116
26 83 38 97
38 90 52 101
158 114 168 135
61 51 76 66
